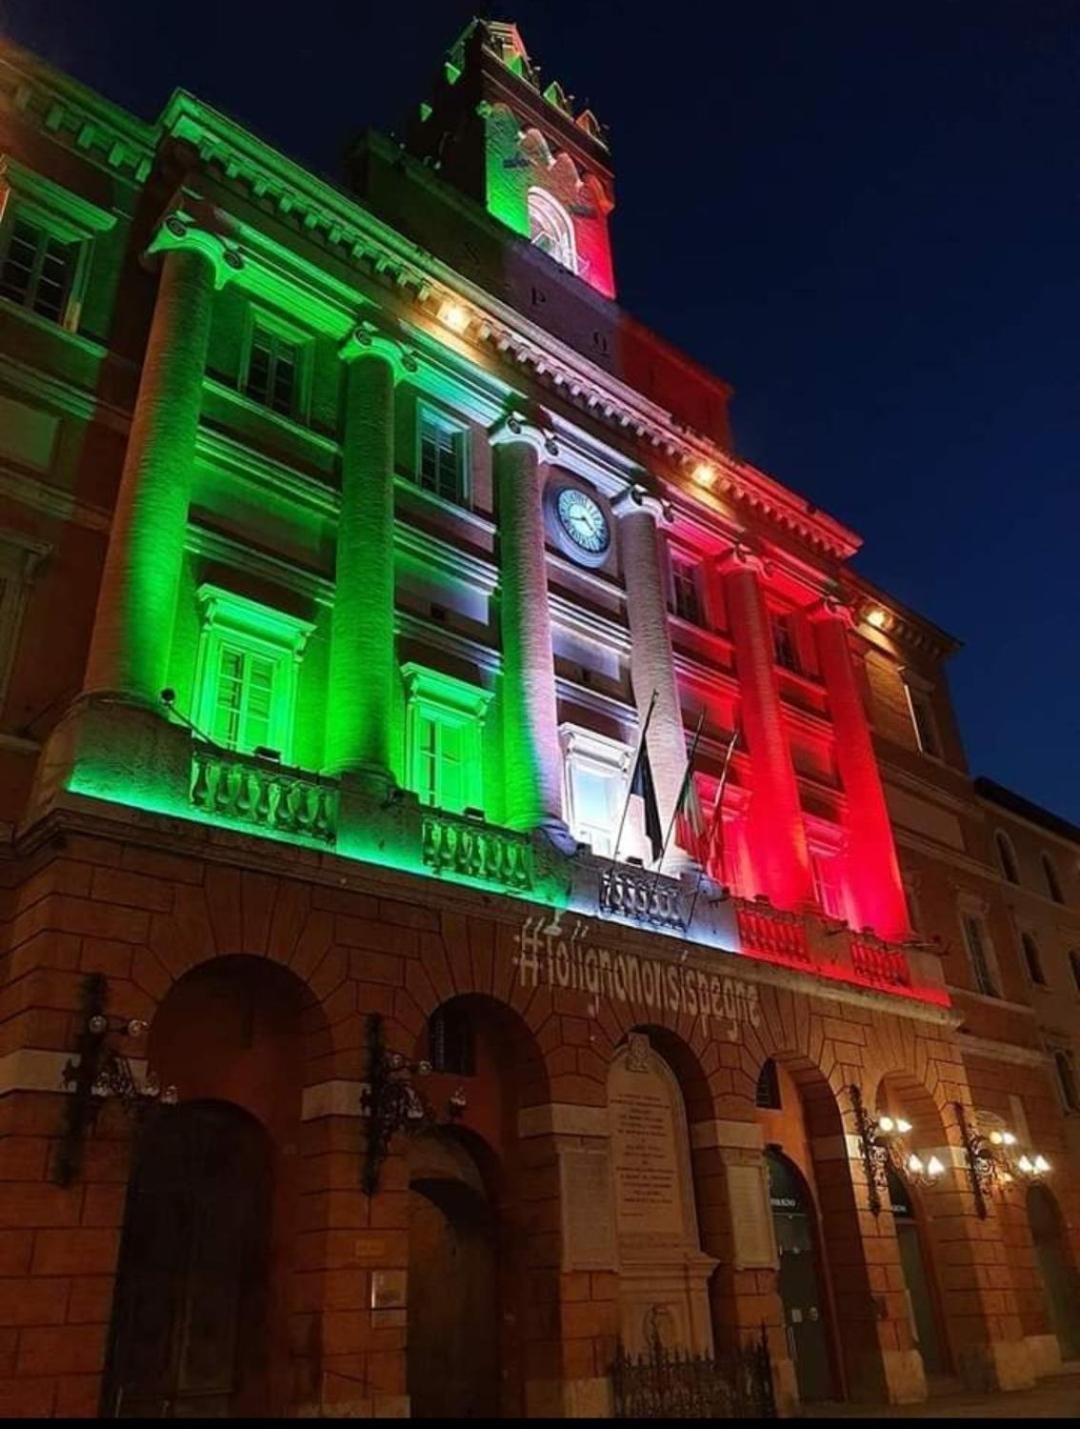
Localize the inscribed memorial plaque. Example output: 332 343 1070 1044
559 1147 617 1271
725 1161 777 1270
609 1054 685 1240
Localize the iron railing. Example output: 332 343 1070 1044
611 1326 776 1420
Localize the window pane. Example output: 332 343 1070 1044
963 916 996 997
911 694 940 756
242 656 275 752
419 414 464 504
772 615 799 671
438 722 465 813
213 648 245 748
415 715 438 805
33 237 72 322
247 336 272 404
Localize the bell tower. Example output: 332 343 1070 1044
404 19 617 299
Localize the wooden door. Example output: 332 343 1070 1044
103 1101 272 1418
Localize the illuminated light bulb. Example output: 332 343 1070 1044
1033 1154 1050 1174
926 1156 945 1179
907 1153 924 1175
896 1117 913 1136
1002 1131 1017 1147
877 1115 895 1135
865 607 887 630
690 462 716 489
1017 1155 1034 1175
990 1130 1003 1145
439 301 470 333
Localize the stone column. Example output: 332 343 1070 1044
324 329 412 792
491 416 565 834
717 547 813 910
84 214 237 703
810 600 910 941
614 486 690 872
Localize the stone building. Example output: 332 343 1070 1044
0 17 1077 1420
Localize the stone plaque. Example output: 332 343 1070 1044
609 1051 685 1241
725 1161 777 1270
559 1147 618 1271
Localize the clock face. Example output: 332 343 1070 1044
555 487 610 557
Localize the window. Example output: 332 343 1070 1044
1020 932 1046 987
771 614 799 672
245 321 302 418
996 831 1020 884
527 188 577 274
811 852 845 920
403 664 491 816
906 685 941 758
670 555 701 625
418 408 467 505
961 913 999 998
429 1004 474 1076
1070 950 1080 994
1054 1050 1080 1113
756 1059 781 1110
1041 854 1064 905
193 586 313 763
561 726 632 859
0 160 113 332
0 217 76 323
0 531 48 722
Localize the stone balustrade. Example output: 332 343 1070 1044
734 898 811 964
421 810 534 891
190 747 338 843
598 865 685 929
850 933 912 989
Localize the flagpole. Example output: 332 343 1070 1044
685 724 740 933
607 688 657 875
649 708 706 899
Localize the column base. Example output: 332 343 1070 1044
955 1337 1035 1393
27 691 192 827
1024 1333 1063 1380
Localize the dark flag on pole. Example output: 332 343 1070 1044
629 734 664 865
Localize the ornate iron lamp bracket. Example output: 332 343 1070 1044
954 1101 995 1219
360 1013 466 1196
55 973 175 1186
849 1083 889 1216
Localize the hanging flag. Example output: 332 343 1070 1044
675 767 708 864
703 726 740 877
629 734 664 865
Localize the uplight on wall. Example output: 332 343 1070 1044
439 301 470 334
865 607 888 630
690 462 717 490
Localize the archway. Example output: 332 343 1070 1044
765 1148 833 1404
886 1165 946 1378
1027 1183 1080 1361
102 1100 272 1418
407 1130 500 1419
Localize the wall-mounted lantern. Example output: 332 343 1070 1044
955 1103 1051 1218
55 973 176 1186
850 1084 944 1215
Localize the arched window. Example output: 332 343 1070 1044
428 1003 474 1077
755 1058 781 1110
527 188 577 274
1020 932 1046 986
1054 1050 1080 1113
1041 854 1064 904
996 831 1020 885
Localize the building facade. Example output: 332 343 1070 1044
0 18 1077 1419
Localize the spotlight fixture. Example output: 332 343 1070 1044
690 462 716 489
865 606 888 630
439 301 470 334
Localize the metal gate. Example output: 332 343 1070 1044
611 1325 776 1419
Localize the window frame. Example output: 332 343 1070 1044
239 305 312 424
1019 931 1046 987
902 677 942 759
995 830 1021 885
415 402 470 507
669 551 702 626
1070 949 1080 995
771 611 800 673
959 907 1000 999
1053 1049 1080 1114
0 158 114 333
192 584 313 764
810 848 847 922
1040 852 1064 905
402 662 491 816
560 724 633 860
0 529 49 724
526 187 578 275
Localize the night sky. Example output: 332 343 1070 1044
6 1 1079 819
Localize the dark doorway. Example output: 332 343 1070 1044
886 1166 946 1377
103 1100 272 1418
1028 1183 1080 1361
408 1152 499 1418
766 1149 834 1404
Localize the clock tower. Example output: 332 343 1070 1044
404 19 617 299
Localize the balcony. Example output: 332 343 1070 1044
850 933 912 989
598 866 685 929
421 810 534 891
734 899 811 964
190 747 338 844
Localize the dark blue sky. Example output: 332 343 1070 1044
7 1 1079 818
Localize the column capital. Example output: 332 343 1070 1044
611 483 670 524
488 411 560 459
807 594 856 628
715 541 767 578
339 320 419 379
146 201 245 292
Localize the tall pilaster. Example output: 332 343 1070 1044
614 486 690 871
490 415 564 833
84 212 238 703
810 600 910 940
324 329 412 789
717 546 813 910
